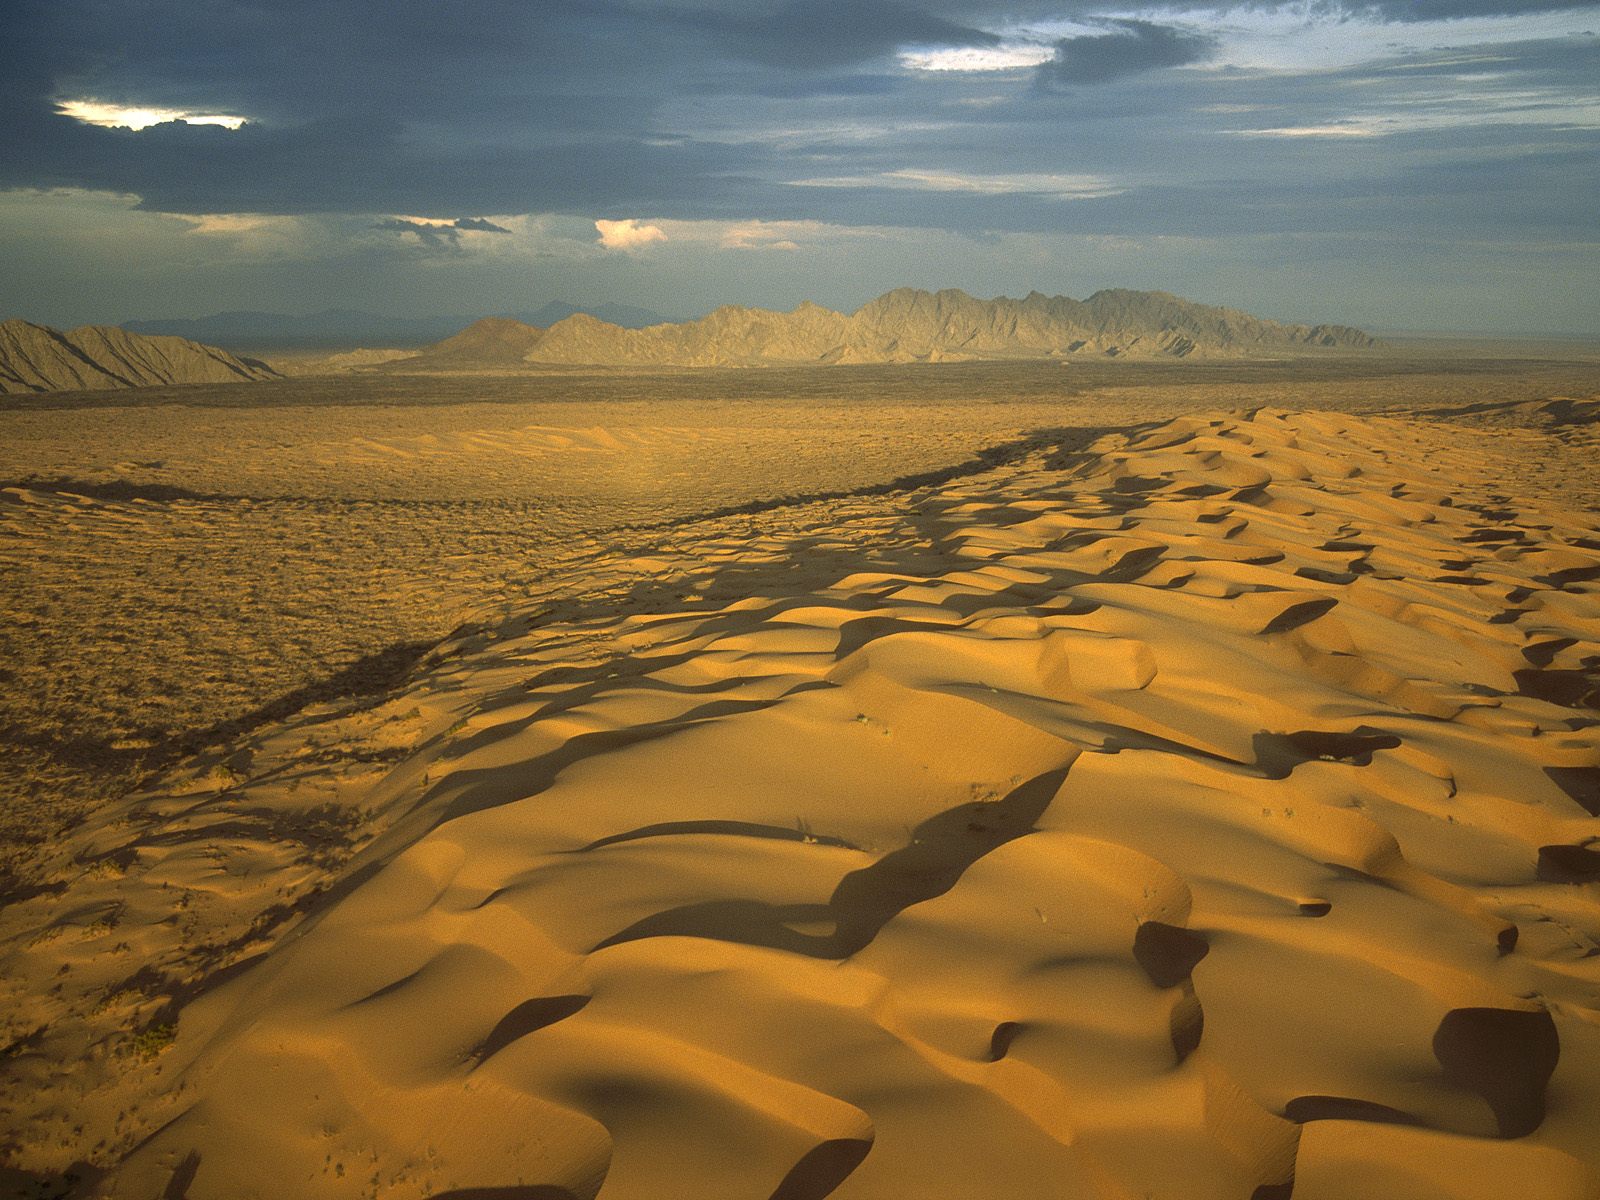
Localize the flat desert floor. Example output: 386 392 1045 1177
2 354 1600 1199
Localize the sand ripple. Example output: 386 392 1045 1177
3 408 1598 1199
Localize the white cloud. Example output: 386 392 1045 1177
791 169 1123 200
161 212 318 259
1225 89 1600 139
56 99 246 130
1228 124 1380 138
388 214 458 229
595 218 667 251
962 7 1600 79
899 43 1057 73
719 222 801 251
643 217 898 253
177 213 304 236
1192 6 1600 74
716 220 856 251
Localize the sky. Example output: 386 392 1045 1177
1 0 1597 335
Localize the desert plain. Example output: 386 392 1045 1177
3 348 1600 1199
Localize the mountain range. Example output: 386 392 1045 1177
0 318 279 394
124 302 678 350
394 288 1378 370
2 289 1380 394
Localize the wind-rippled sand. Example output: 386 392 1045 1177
4 359 1597 888
0 389 1093 887
2 395 1598 1199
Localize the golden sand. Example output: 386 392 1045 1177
2 381 1598 1198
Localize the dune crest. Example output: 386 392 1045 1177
2 407 1598 1199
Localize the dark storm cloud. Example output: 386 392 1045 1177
5 0 695 127
0 99 773 218
744 73 904 99
741 29 1600 243
694 0 999 68
1 0 1597 333
374 216 512 247
4 11 1592 249
3 0 995 126
785 0 1600 18
1036 19 1218 88
374 218 461 248
763 121 1600 241
0 0 996 215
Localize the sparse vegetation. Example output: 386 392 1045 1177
3 355 1600 1196
126 1023 176 1061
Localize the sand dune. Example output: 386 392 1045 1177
0 389 1083 872
2 404 1598 1199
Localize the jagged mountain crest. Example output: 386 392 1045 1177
5 288 1380 389
505 286 1378 368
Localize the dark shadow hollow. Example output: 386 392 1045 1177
593 767 1071 960
1432 1006 1559 1139
767 1138 873 1200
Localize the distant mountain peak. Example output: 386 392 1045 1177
68 288 1380 384
422 316 546 362
121 301 680 351
0 318 279 395
438 286 1380 369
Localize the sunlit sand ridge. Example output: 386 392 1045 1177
0 390 1081 871
3 406 1599 1199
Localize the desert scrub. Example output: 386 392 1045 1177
82 853 131 880
78 903 124 939
171 760 245 794
93 988 142 1015
206 761 244 788
126 1023 176 1061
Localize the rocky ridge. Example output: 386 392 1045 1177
405 287 1380 370
0 319 279 394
